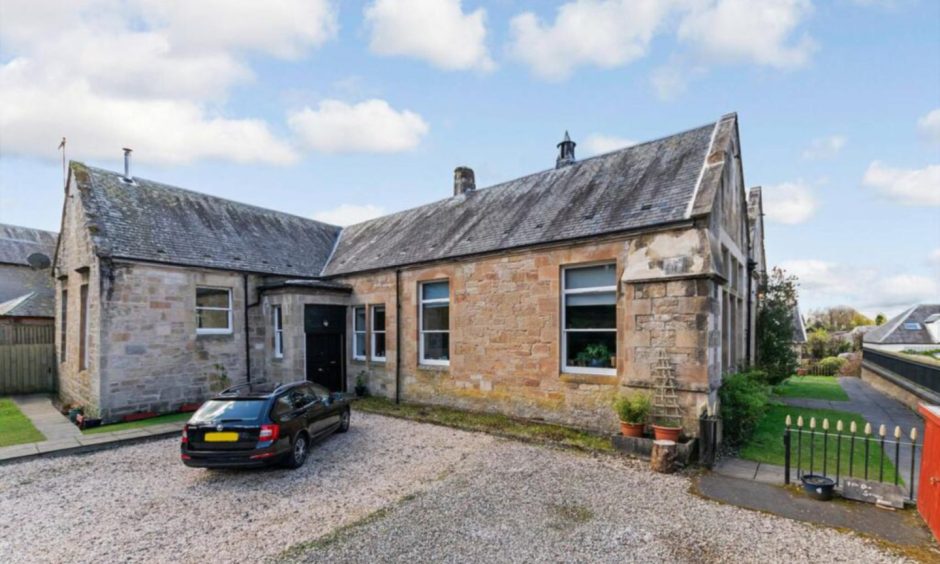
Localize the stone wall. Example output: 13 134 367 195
326 231 724 435
54 176 102 412
96 261 256 420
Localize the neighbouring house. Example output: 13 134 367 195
863 304 940 352
0 224 57 325
0 224 58 393
54 113 765 434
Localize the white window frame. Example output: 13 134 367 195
371 305 387 362
272 305 284 359
561 263 617 376
353 305 367 360
195 286 233 335
419 280 450 366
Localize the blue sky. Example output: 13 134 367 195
1 0 938 317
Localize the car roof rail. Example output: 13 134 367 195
219 382 253 395
272 381 299 394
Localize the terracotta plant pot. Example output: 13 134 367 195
652 424 681 442
619 421 644 437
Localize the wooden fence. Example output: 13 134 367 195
0 323 57 394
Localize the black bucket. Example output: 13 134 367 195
801 474 836 501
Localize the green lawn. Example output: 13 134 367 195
354 396 614 452
773 376 849 401
82 411 192 435
0 397 45 447
741 404 899 483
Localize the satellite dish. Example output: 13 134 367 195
27 253 51 270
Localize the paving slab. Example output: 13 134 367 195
713 457 758 480
0 443 39 460
695 472 936 550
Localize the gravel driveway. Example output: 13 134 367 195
0 412 910 563
0 412 493 563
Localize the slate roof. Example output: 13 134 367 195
0 224 57 266
864 304 940 345
0 224 57 318
69 118 722 279
72 164 342 278
322 121 717 276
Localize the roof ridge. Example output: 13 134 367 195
335 120 719 231
0 223 58 237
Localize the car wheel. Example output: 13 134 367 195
284 433 309 469
337 407 350 433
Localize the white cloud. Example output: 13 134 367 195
583 134 636 156
677 0 816 69
507 0 673 80
917 108 940 145
762 181 819 224
930 248 940 266
0 0 336 164
802 135 846 160
862 161 940 206
364 0 494 71
779 259 938 315
313 204 386 226
288 99 429 154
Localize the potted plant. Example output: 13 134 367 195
354 371 369 397
576 343 612 368
651 416 682 442
612 392 651 437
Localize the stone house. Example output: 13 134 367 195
54 113 765 434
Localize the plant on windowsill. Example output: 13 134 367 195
354 370 369 398
612 391 651 437
575 343 613 368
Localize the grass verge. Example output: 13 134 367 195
354 396 614 453
0 397 45 447
741 404 900 483
82 411 191 435
774 375 849 401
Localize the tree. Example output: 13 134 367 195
875 313 887 325
755 267 799 385
807 306 874 331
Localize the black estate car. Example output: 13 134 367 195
181 381 351 469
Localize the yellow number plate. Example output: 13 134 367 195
204 432 239 442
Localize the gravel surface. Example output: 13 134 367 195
0 412 912 563
291 442 911 564
0 412 493 563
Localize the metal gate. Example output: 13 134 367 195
0 323 57 394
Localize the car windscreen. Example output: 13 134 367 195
190 400 267 423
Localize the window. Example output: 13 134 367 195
420 281 450 365
372 305 387 361
562 263 617 374
196 287 232 334
353 306 366 360
903 322 922 331
272 305 283 358
60 288 67 362
79 284 89 370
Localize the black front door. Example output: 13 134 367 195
306 333 344 391
304 305 346 392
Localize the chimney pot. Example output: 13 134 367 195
122 147 133 181
454 166 475 196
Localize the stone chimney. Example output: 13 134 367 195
454 166 475 196
556 131 576 168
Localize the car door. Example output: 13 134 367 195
308 382 342 432
298 383 331 439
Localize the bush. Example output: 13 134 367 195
839 353 861 376
818 356 846 374
612 392 651 424
719 372 769 447
755 268 799 384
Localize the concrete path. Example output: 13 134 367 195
0 394 185 464
695 473 937 552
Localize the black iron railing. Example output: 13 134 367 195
783 415 920 502
863 348 940 395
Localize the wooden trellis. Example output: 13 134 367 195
651 349 682 423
